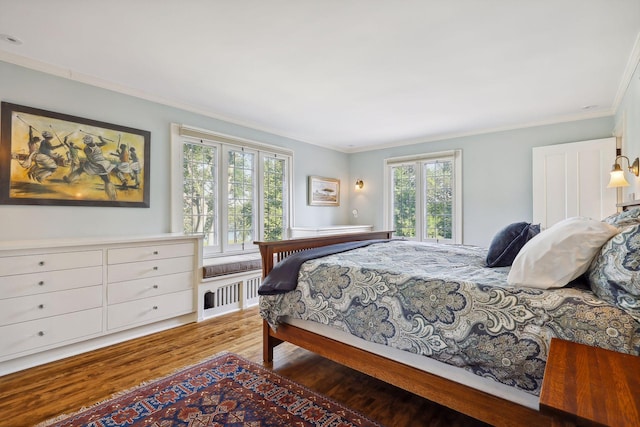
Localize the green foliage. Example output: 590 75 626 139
263 157 286 241
392 160 453 241
424 161 452 240
182 143 217 247
182 143 288 249
227 150 254 245
392 165 416 238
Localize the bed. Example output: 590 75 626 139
256 213 640 426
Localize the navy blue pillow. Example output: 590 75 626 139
486 222 540 267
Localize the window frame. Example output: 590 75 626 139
222 145 258 253
170 124 293 258
180 139 221 253
258 151 291 242
383 150 462 244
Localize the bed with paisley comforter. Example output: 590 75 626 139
256 213 640 427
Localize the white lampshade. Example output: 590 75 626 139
608 169 630 188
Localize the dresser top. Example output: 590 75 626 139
290 225 372 230
0 233 203 252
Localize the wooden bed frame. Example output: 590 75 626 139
255 231 567 427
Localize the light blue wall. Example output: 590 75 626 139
0 61 350 241
615 64 640 201
290 142 351 226
0 60 629 246
349 117 615 247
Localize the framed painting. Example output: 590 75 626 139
0 102 150 207
308 175 340 206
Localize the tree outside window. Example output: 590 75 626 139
386 151 461 244
180 138 290 257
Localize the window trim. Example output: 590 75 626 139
177 124 293 157
257 151 291 241
222 145 258 253
170 123 293 257
383 149 462 244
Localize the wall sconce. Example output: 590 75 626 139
355 179 364 190
608 155 640 188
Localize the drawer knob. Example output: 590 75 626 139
38 281 44 286
38 331 45 336
153 266 158 271
38 304 44 309
153 251 159 255
39 261 45 266
153 284 159 289
152 306 158 310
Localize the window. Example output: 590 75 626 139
391 164 416 237
182 143 218 248
225 147 255 251
423 160 454 240
261 154 288 241
384 150 462 244
172 124 292 257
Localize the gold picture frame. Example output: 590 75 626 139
308 175 340 206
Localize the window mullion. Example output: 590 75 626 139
256 151 266 242
386 150 461 245
261 152 290 241
224 145 256 253
175 122 293 258
415 162 424 241
220 145 229 253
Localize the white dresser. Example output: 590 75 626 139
290 225 373 238
0 234 202 375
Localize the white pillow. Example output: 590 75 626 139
507 217 618 289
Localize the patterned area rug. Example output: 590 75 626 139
40 352 382 427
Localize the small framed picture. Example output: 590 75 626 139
308 175 340 206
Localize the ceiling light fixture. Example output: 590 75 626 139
0 34 23 45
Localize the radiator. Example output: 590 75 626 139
198 271 262 321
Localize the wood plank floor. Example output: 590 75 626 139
0 307 489 427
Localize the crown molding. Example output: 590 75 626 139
0 49 626 155
612 31 640 111
343 109 614 153
0 50 344 151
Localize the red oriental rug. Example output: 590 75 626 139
39 352 383 427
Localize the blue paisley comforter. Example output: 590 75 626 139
259 240 640 396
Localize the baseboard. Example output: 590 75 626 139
0 313 195 376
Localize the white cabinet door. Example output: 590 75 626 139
533 137 617 229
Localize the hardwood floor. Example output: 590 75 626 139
0 307 489 427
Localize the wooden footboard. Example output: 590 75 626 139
255 230 394 280
255 232 565 427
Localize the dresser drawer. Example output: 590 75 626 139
107 256 194 283
0 308 103 358
107 290 194 330
0 266 102 300
0 286 103 326
107 243 195 265
0 250 102 277
108 272 193 305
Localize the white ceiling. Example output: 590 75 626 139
0 1 639 152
